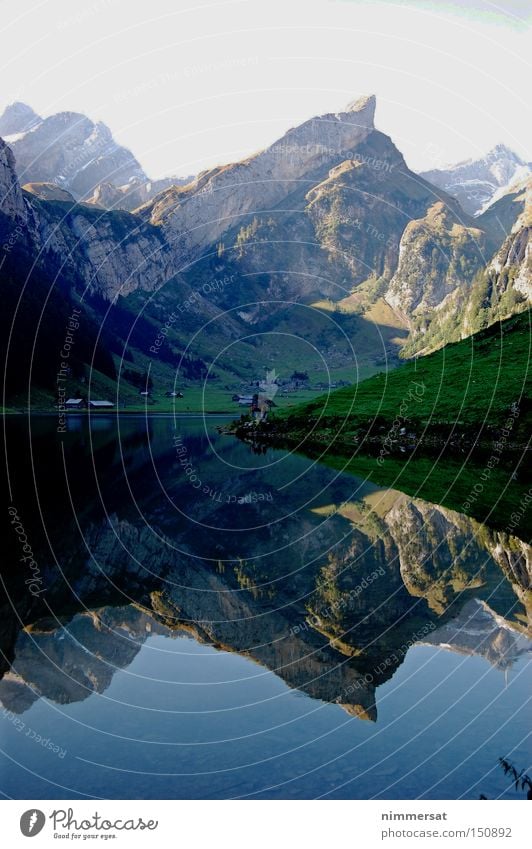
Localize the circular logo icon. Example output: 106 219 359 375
20 809 46 837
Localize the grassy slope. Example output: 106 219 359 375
268 311 531 534
278 309 531 434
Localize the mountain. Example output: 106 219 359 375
139 95 505 336
0 101 40 136
1 96 531 410
141 94 378 260
0 101 193 210
385 200 486 318
486 178 531 302
0 106 146 199
400 176 531 354
421 144 531 217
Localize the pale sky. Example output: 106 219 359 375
0 0 530 178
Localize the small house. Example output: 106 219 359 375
65 398 85 409
88 400 114 408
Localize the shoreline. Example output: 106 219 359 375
2 410 235 418
229 415 531 455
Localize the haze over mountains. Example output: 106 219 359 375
0 96 530 406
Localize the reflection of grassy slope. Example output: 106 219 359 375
315 452 531 536
269 310 531 533
278 309 531 433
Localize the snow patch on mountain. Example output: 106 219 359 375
421 144 531 216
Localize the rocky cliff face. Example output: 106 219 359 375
400 179 531 354
385 201 486 320
85 174 194 212
31 198 173 299
487 181 531 301
421 144 531 217
0 134 172 298
142 95 377 261
0 137 31 221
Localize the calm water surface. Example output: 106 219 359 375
1 415 530 799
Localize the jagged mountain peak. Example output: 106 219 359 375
0 104 194 210
2 106 146 199
485 142 524 163
344 93 376 118
279 93 376 147
421 142 531 216
434 143 525 173
142 95 379 255
0 101 41 137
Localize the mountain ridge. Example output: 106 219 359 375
421 143 531 217
1 96 530 410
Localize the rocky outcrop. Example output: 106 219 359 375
32 201 173 299
0 137 31 221
486 180 531 300
85 174 194 212
22 182 76 203
385 201 486 319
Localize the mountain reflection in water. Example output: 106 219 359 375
1 415 530 800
